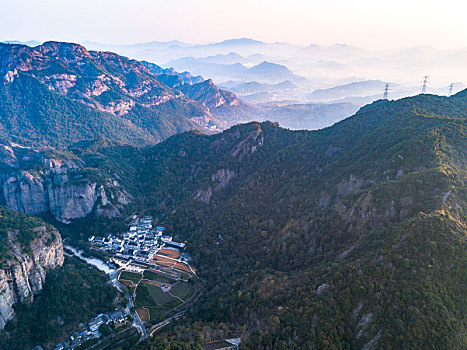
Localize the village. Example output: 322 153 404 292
88 215 191 272
50 216 241 350
49 216 198 350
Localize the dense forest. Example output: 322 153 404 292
133 94 466 349
43 92 466 349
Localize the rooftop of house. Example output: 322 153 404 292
109 309 125 321
88 317 103 327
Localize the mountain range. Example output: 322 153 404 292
0 40 465 350
0 41 234 148
0 89 465 349
10 38 467 115
0 41 362 150
166 58 307 85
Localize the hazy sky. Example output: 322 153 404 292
1 0 466 49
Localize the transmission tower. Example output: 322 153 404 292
448 83 454 96
421 75 429 94
383 83 390 100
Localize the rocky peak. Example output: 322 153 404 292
141 60 203 85
38 41 93 61
231 127 264 160
204 78 217 88
179 78 243 110
0 43 43 76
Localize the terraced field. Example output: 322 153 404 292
157 248 180 259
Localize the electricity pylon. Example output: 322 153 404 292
421 76 429 94
383 83 390 100
448 83 454 96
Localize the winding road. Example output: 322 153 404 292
110 270 148 340
65 246 148 341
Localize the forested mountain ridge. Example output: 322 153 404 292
0 41 233 148
128 93 465 349
25 92 465 349
0 88 464 348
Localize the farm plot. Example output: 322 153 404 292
118 271 142 284
157 248 180 259
146 283 176 304
153 255 175 268
143 270 176 285
136 308 150 322
173 261 193 273
169 282 195 302
135 282 182 320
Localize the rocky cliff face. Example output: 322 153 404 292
179 79 241 110
0 144 131 223
0 224 63 328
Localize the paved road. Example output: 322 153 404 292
111 270 148 340
149 311 185 336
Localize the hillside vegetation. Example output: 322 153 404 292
0 206 53 259
0 42 223 148
0 257 120 349
49 92 467 349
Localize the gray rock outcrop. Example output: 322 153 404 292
0 225 64 328
0 149 131 223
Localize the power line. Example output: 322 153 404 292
421 75 429 94
448 83 454 96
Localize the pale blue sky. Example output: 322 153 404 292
1 0 466 48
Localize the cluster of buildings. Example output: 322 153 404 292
46 216 193 350
53 309 127 350
89 216 187 267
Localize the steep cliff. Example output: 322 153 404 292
0 207 63 328
0 144 131 223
